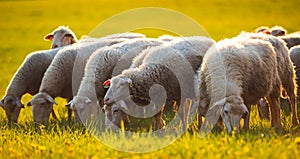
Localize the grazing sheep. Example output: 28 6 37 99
198 37 282 133
27 37 128 123
0 48 60 122
44 26 78 49
238 32 299 126
270 26 287 37
70 38 163 123
104 36 215 130
290 45 300 97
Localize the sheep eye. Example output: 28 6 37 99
113 109 119 114
224 110 228 114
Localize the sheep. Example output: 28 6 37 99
290 45 300 97
103 36 215 130
0 48 60 122
44 26 78 49
270 26 287 37
69 38 163 123
27 36 130 123
197 37 282 133
238 32 299 126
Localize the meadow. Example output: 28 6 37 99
0 0 300 158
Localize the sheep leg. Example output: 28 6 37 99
73 109 80 123
177 99 190 130
182 98 191 130
67 108 72 122
243 104 251 130
153 110 165 130
257 98 270 119
197 106 202 130
266 96 282 129
285 86 299 126
51 109 58 120
288 96 299 126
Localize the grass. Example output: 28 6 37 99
0 0 300 158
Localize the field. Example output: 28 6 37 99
1 0 300 158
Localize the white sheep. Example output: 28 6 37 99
69 38 163 123
103 36 215 130
197 37 284 133
44 26 78 49
27 36 130 123
238 32 299 126
290 45 300 97
0 48 60 122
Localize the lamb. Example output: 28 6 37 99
69 38 163 123
238 32 299 126
197 37 282 133
27 36 130 123
44 26 78 49
103 36 215 130
0 48 60 122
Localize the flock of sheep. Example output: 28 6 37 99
1 25 300 133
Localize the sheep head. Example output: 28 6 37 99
270 26 287 37
44 26 78 49
209 95 249 133
68 96 101 124
0 95 24 123
103 76 132 106
103 103 130 129
27 92 57 123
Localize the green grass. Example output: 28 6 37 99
1 0 300 158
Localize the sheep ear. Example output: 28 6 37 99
0 99 4 106
44 34 54 41
263 30 271 35
45 95 57 105
203 98 227 125
16 98 25 108
65 100 73 107
27 100 32 107
0 99 4 108
241 104 249 119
